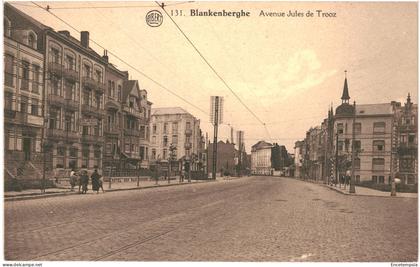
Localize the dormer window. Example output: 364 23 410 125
28 31 37 49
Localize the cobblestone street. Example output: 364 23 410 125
5 176 418 261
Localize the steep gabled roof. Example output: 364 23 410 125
122 80 139 103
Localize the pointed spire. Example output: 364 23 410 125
341 70 350 103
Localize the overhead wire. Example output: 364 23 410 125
29 1 209 116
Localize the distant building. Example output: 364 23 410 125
207 140 236 175
150 107 203 170
294 141 304 178
251 141 273 175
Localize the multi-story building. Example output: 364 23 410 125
120 80 152 169
294 141 304 178
4 5 45 180
251 140 273 175
394 94 418 185
150 107 202 167
103 57 128 170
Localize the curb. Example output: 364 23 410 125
4 179 218 202
323 184 417 199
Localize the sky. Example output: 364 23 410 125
9 1 418 153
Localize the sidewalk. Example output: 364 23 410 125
326 184 418 198
4 177 216 202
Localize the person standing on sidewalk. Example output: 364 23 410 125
91 169 101 194
81 170 89 194
69 169 77 192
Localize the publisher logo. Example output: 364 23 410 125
146 10 163 27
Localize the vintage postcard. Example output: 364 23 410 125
2 1 418 265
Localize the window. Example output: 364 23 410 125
151 149 156 160
337 123 344 134
408 134 416 144
4 54 14 86
5 92 13 110
400 135 407 145
353 140 361 151
28 32 37 49
172 135 178 145
52 77 61 95
32 64 40 93
373 140 385 152
140 146 145 160
117 85 122 101
83 91 90 105
163 136 168 146
21 61 30 90
95 70 102 82
186 121 191 130
65 55 75 70
163 149 167 159
372 176 378 183
82 145 89 168
373 122 385 134
354 123 361 134
407 175 415 185
49 108 60 129
20 96 28 113
51 48 60 63
152 136 156 144
163 123 168 134
185 149 190 156
344 138 350 152
56 146 66 168
65 81 75 100
378 176 385 184
140 126 145 139
125 143 130 153
152 124 157 134
69 147 78 169
354 158 360 170
372 158 385 172
31 99 38 116
82 125 89 135
172 122 178 133
83 64 91 77
108 81 112 97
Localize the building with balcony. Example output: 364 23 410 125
150 107 203 170
4 4 45 181
120 80 152 169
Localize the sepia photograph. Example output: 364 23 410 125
2 0 418 265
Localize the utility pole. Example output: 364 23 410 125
335 132 339 187
349 101 356 193
212 96 219 180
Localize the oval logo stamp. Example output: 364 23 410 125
146 10 163 27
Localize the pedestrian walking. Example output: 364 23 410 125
98 174 105 193
91 169 101 194
69 169 77 192
81 170 89 194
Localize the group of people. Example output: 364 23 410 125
69 169 105 194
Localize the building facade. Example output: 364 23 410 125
207 140 237 175
251 140 273 175
150 107 202 167
4 6 45 181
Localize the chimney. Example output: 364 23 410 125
58 30 70 37
102 50 108 62
81 31 89 48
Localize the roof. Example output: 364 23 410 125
356 103 393 116
152 107 189 116
122 80 139 102
5 3 51 31
251 140 273 150
341 78 350 100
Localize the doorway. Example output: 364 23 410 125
23 138 31 161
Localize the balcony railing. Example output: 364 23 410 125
124 128 140 137
82 134 104 143
64 98 79 111
82 76 96 89
104 127 120 136
122 105 142 118
63 68 78 82
398 124 417 132
20 79 29 90
81 104 105 118
398 144 417 156
46 128 65 140
4 110 28 124
48 94 66 106
48 62 63 76
64 130 80 142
